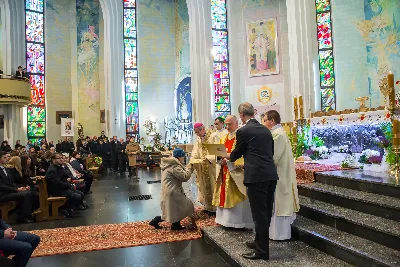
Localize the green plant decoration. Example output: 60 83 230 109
379 122 396 166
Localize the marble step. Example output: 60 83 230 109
315 170 400 198
202 225 352 267
299 195 400 250
298 182 400 221
292 216 400 267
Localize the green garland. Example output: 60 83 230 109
379 122 396 166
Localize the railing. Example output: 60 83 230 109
0 74 31 105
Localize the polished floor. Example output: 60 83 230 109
12 168 229 267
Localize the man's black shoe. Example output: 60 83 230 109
245 241 256 250
242 252 269 260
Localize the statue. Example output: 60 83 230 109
77 123 83 136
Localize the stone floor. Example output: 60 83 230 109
203 226 352 267
12 168 229 267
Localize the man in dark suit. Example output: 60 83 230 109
0 152 37 223
0 219 40 267
228 102 278 260
45 153 83 217
14 66 26 79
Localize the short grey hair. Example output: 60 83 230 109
225 115 238 122
238 102 255 117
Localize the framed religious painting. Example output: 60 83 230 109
247 18 280 77
100 109 106 123
56 111 72 124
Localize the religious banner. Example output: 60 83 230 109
247 18 279 77
61 118 74 136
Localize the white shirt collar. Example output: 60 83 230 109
228 129 237 138
271 124 282 131
245 118 256 124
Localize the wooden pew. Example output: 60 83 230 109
0 201 16 222
86 157 100 180
35 177 67 221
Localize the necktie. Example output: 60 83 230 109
0 166 7 176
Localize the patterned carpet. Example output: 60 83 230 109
30 210 216 257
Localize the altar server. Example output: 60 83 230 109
209 117 228 144
262 110 300 240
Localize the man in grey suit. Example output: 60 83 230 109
228 102 278 260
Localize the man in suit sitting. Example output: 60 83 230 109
45 153 83 217
227 102 278 260
0 152 37 223
0 219 40 267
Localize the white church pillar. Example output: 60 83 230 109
286 0 317 118
187 0 214 127
0 0 27 145
99 0 124 139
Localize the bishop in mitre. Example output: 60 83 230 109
213 115 254 228
262 110 300 240
209 117 228 144
190 122 217 212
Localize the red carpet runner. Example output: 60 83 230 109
29 210 216 257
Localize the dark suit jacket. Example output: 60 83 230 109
230 119 278 185
15 71 26 79
0 219 11 239
45 164 73 196
0 168 18 199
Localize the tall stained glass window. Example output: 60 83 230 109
315 0 336 111
26 0 46 139
211 0 231 118
124 0 139 136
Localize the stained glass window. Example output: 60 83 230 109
315 0 335 111
26 0 44 12
211 0 231 117
26 0 46 139
26 11 44 43
124 0 139 136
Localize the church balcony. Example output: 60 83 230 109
0 75 31 105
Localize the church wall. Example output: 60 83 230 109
137 0 176 139
228 0 291 122
331 0 400 110
45 0 75 143
331 0 369 110
75 0 101 138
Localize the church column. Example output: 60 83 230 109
286 0 317 118
186 0 214 127
99 0 124 138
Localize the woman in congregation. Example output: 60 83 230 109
126 136 141 178
20 154 39 190
149 147 196 230
261 110 300 240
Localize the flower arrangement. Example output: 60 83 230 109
341 154 357 168
305 146 329 160
358 149 381 164
93 157 102 167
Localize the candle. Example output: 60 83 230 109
388 71 395 88
294 97 298 120
299 95 304 119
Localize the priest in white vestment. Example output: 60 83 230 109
262 110 300 240
189 123 217 212
209 117 228 144
213 115 254 228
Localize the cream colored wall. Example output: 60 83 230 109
45 0 75 143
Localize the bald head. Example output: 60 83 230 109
225 115 238 133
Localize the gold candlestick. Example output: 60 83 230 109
299 95 304 119
388 72 396 111
294 97 298 121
